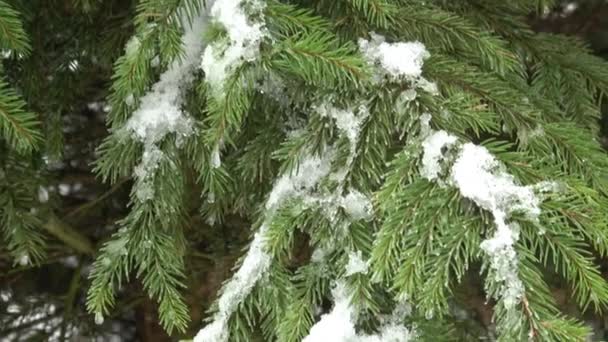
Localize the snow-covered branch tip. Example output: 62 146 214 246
420 114 556 311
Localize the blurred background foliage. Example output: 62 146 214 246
0 0 607 341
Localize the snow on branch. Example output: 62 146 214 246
201 0 267 94
194 153 334 342
420 116 555 311
124 14 211 201
303 281 415 342
195 100 374 341
359 33 429 80
358 33 438 95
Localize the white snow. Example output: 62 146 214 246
58 184 71 196
451 144 543 220
201 0 266 93
18 254 30 266
311 248 328 263
359 33 429 81
420 130 458 181
420 122 550 310
316 103 365 151
416 77 439 95
125 94 135 107
94 312 104 325
195 223 271 342
125 36 141 57
38 186 49 203
0 290 11 302
303 282 414 342
303 282 356 342
450 143 544 309
132 146 165 201
340 190 373 221
316 102 369 183
266 154 334 210
398 89 417 103
125 14 210 201
517 125 544 146
345 250 369 276
357 324 416 342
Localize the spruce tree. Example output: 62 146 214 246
2 0 608 341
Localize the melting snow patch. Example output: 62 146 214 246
266 154 334 211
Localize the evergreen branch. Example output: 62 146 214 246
86 229 131 319
527 123 608 191
393 5 521 75
94 135 143 184
342 0 397 29
0 0 31 55
418 90 500 138
0 206 45 263
276 263 330 342
0 159 46 263
521 220 608 312
529 33 608 97
418 218 481 316
271 31 368 89
203 63 256 146
134 226 190 333
0 78 41 153
265 1 331 36
425 55 543 132
517 251 591 341
41 213 95 255
347 89 393 190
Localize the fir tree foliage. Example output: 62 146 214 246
0 0 44 265
2 0 608 341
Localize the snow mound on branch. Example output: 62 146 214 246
303 282 357 342
359 33 429 80
201 0 266 92
317 103 365 149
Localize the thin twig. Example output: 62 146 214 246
64 177 129 219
